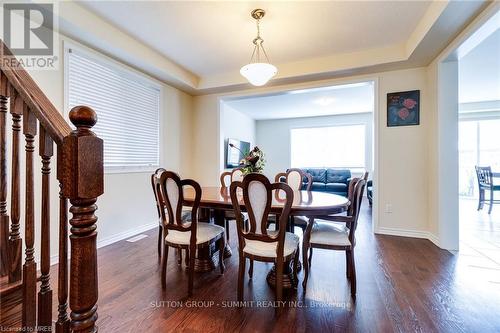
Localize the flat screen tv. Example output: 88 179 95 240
226 138 250 168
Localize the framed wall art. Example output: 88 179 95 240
387 90 420 127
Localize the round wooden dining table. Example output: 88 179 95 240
183 186 350 288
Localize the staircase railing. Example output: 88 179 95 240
0 39 104 332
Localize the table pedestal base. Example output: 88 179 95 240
266 260 297 290
223 245 232 258
194 246 215 273
212 209 232 258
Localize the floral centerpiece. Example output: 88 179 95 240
229 143 265 175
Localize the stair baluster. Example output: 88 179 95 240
56 182 70 333
8 88 22 283
1 40 104 332
0 73 9 278
21 106 37 329
38 126 53 329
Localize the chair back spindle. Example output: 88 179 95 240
476 166 493 188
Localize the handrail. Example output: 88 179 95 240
0 39 71 145
1 39 103 332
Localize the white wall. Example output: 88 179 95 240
255 113 373 179
426 2 500 250
23 34 193 260
376 68 430 236
192 67 431 238
459 28 500 104
220 103 255 172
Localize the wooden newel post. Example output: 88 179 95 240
61 106 103 333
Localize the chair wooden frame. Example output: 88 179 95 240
275 169 312 232
229 173 298 309
275 168 313 191
152 168 185 265
220 167 244 187
158 171 225 296
151 168 167 259
475 166 500 214
302 179 366 297
220 167 245 241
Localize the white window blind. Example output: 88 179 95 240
66 47 160 173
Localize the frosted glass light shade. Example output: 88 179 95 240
240 62 277 86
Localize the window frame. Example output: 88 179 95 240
289 123 367 170
63 41 163 174
458 115 500 197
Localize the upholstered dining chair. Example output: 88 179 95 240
275 169 312 233
362 171 369 181
229 173 299 308
221 167 244 185
346 176 363 216
151 168 190 262
275 168 313 192
158 171 225 296
220 168 246 240
302 179 366 297
152 168 167 258
274 168 313 233
475 166 500 214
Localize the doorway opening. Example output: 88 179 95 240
458 26 500 268
218 80 376 232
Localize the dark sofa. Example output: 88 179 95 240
298 168 352 197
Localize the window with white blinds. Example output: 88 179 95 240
66 47 160 173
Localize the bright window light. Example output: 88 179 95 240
291 125 366 168
66 46 160 173
459 118 500 197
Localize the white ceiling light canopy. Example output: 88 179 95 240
240 9 277 86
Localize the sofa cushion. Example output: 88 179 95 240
311 182 326 191
326 169 351 184
306 169 327 183
325 183 348 193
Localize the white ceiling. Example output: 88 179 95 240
224 82 374 120
68 1 488 93
459 28 500 104
79 1 431 76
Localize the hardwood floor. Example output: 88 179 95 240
45 200 500 332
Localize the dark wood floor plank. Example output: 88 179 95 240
40 201 500 332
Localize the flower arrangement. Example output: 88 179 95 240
229 143 265 175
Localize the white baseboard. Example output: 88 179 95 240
96 222 157 249
375 226 441 247
427 232 440 247
50 221 157 265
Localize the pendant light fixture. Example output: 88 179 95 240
240 9 277 86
